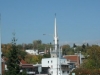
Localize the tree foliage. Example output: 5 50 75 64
62 44 74 55
1 44 12 56
71 45 100 75
70 68 100 75
2 44 27 59
25 54 43 64
33 40 42 49
43 52 51 58
4 35 27 75
82 46 100 69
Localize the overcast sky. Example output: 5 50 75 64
1 0 100 46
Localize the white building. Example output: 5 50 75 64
25 49 38 55
42 14 71 75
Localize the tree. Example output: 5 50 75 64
62 44 70 55
25 54 43 64
43 52 50 58
82 44 86 49
18 50 27 60
82 46 100 69
33 40 42 49
4 34 27 75
25 54 35 64
69 45 100 75
24 43 33 49
87 43 89 47
1 44 12 57
73 43 77 48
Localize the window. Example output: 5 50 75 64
67 71 69 73
63 71 64 73
51 71 53 74
51 65 53 68
51 60 52 63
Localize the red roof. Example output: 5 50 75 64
64 55 79 62
21 64 34 68
20 59 27 64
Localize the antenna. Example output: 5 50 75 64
12 31 17 45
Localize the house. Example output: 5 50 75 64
63 55 80 68
25 49 38 55
21 64 35 75
2 56 35 75
2 57 49 75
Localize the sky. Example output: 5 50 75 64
0 0 100 46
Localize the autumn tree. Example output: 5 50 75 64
25 54 43 64
1 44 12 56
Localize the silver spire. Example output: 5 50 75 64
54 13 59 51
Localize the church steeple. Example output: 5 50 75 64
54 14 59 51
54 14 57 39
50 14 60 58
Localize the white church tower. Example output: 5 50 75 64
51 14 61 58
42 14 70 75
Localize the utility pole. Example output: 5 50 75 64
57 55 58 75
0 13 2 75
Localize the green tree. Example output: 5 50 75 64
73 43 77 48
62 44 74 55
82 46 100 69
38 55 43 64
4 34 27 75
62 45 69 54
33 40 42 49
18 50 27 59
43 52 50 58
